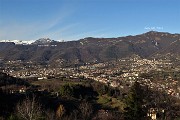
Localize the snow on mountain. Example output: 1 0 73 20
32 38 56 45
0 38 57 45
0 40 34 45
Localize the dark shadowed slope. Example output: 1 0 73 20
0 31 179 64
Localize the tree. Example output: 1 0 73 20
56 104 66 119
59 84 73 97
7 115 19 120
16 95 42 120
79 101 93 120
124 81 146 120
95 110 123 120
44 109 56 120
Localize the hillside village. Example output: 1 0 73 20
0 32 180 120
1 55 180 100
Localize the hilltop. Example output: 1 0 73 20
0 31 179 64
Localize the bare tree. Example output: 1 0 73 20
44 109 56 120
16 95 42 120
94 110 123 120
79 101 93 120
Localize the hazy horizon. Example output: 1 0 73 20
0 30 179 42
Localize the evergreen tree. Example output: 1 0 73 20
124 81 146 120
59 84 74 97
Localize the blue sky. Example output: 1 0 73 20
0 0 179 41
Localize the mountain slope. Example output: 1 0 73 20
0 31 179 64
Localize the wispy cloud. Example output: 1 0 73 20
38 23 80 40
0 2 76 40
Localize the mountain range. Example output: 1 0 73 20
0 31 179 65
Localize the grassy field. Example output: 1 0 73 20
32 79 84 85
97 94 125 112
31 79 125 112
31 78 85 91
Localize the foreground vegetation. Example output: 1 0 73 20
0 72 180 120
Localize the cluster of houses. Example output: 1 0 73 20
1 57 179 120
3 57 180 100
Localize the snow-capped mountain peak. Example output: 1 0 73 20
32 38 55 45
